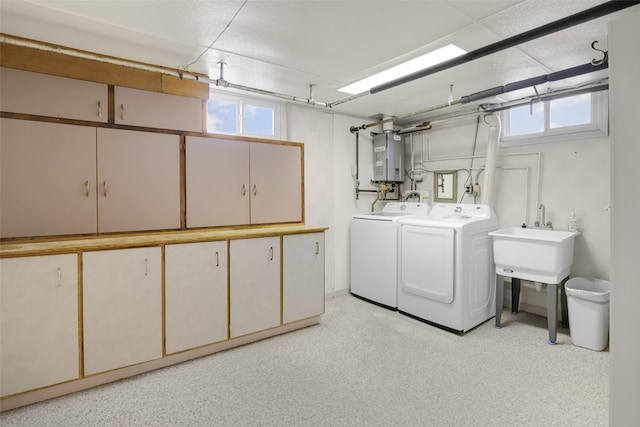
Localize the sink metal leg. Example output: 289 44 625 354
547 283 558 344
560 277 569 328
495 275 504 328
512 278 521 313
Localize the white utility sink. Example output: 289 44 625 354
489 227 579 284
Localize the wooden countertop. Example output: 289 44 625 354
0 225 329 257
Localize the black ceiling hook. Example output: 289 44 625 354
591 40 608 66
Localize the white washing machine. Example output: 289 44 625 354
398 203 498 332
351 202 429 309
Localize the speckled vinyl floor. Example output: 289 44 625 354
1 294 609 426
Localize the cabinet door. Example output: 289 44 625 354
283 233 325 323
165 241 228 354
0 118 97 238
0 67 108 123
0 254 79 397
250 143 302 224
114 86 202 132
185 136 250 227
230 237 281 338
97 128 180 233
83 247 162 375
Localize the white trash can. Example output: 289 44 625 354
565 277 610 351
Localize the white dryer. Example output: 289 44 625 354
398 204 498 333
351 202 429 309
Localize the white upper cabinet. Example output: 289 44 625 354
0 121 180 237
96 128 181 233
185 136 251 227
0 67 108 123
249 143 302 224
185 137 302 228
114 86 203 132
0 118 98 238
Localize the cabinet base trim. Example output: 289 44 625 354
0 316 321 412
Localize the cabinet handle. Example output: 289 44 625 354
253 184 257 196
145 258 148 276
215 251 220 267
120 104 125 120
57 267 62 287
97 100 102 118
103 180 108 197
85 180 91 197
242 184 246 196
269 246 274 261
315 242 319 255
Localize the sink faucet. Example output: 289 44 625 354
536 204 553 229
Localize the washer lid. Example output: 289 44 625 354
399 203 497 229
352 202 429 221
429 203 495 220
382 202 429 215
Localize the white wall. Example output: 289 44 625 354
609 6 640 424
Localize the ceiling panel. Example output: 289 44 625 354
479 0 608 37
448 0 523 21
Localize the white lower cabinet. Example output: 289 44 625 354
165 241 228 354
82 247 162 375
230 237 281 338
0 229 325 404
0 254 79 397
283 233 325 323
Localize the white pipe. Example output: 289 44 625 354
382 117 394 132
481 113 501 207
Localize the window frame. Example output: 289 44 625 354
207 90 282 139
500 90 608 146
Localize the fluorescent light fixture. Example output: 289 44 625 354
338 44 467 95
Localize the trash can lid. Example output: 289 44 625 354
565 277 610 303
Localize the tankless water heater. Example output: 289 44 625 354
373 131 404 182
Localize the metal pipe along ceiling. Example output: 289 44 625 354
459 61 609 104
350 60 609 133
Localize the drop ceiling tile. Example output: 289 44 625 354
480 0 608 38
447 0 523 21
517 18 609 70
214 0 475 82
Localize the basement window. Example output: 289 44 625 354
207 91 280 138
500 91 608 145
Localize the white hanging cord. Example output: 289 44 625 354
179 0 248 73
